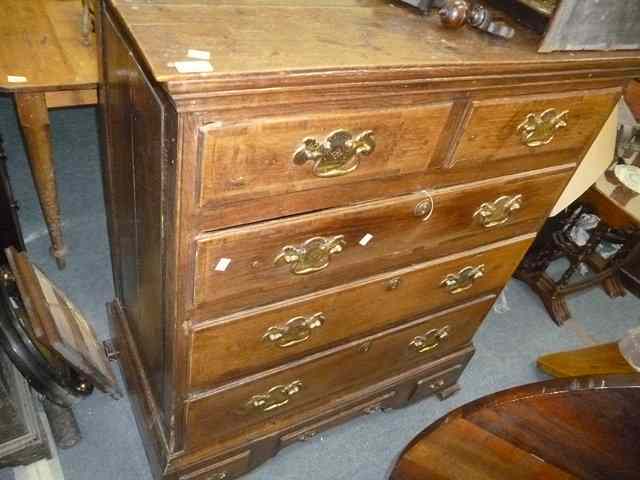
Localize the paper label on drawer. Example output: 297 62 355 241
214 258 231 272
7 75 27 83
359 233 374 246
173 61 213 73
187 49 211 60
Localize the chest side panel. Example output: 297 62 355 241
101 8 171 431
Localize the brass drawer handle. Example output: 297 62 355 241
297 431 317 442
441 264 485 294
240 380 303 415
473 194 523 228
206 473 227 480
263 312 326 348
274 235 346 275
293 129 375 177
409 326 450 353
429 378 446 391
517 108 568 147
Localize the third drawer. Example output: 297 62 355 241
189 235 532 390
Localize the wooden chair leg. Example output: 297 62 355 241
14 92 67 269
515 271 571 326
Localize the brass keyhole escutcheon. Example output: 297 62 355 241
414 192 435 222
359 341 373 353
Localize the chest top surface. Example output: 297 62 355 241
108 0 640 91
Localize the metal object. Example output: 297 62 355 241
274 235 346 275
203 472 227 480
441 264 486 294
616 125 640 162
399 0 445 14
0 134 25 265
80 0 96 46
474 194 523 228
297 431 317 442
240 380 303 414
539 0 640 52
364 404 384 415
386 277 402 291
438 0 515 39
263 313 326 348
0 351 51 467
0 274 90 407
429 378 446 390
41 398 82 449
518 0 557 16
414 192 435 221
293 130 375 177
517 108 569 147
409 326 450 353
0 266 13 283
103 339 120 361
359 341 373 353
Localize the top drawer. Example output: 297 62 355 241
447 89 619 169
197 102 453 207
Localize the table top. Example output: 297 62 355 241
0 0 98 93
108 0 640 86
596 168 640 225
390 374 640 480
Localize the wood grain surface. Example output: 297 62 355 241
538 342 636 378
198 101 453 207
193 170 568 316
98 0 640 478
186 343 474 450
448 89 619 167
190 295 495 390
109 0 640 86
0 0 97 92
391 374 640 480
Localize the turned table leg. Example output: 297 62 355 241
14 92 67 269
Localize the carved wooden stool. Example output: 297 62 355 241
515 200 640 325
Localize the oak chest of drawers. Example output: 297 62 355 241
98 1 640 478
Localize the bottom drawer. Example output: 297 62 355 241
411 364 466 402
279 346 473 450
279 391 398 448
179 450 250 480
186 296 493 449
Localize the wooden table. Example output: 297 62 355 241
0 0 98 269
390 374 640 480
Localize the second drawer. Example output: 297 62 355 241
189 236 530 390
194 168 570 317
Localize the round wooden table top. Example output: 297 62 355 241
390 374 640 480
